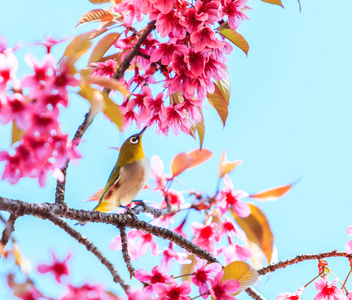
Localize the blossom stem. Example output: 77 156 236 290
342 267 352 292
304 271 324 288
191 292 210 300
330 270 349 294
172 273 193 279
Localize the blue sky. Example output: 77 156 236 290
1 0 352 299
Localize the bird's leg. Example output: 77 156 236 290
132 200 150 212
121 205 137 218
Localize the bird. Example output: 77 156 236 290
93 126 150 213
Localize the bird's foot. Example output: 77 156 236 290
121 206 137 218
132 200 150 212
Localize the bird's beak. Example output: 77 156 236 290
138 126 148 136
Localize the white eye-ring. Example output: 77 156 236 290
130 136 139 144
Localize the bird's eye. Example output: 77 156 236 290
130 136 139 144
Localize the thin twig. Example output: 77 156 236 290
119 226 135 279
245 287 267 300
42 210 129 292
0 213 18 256
258 251 352 276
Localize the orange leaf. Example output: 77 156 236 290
250 183 294 201
222 261 259 296
261 0 284 7
59 34 92 64
218 150 242 178
88 32 120 64
232 203 274 264
86 75 128 95
11 121 24 145
88 0 111 3
171 152 194 178
75 9 114 28
219 29 249 56
187 149 213 170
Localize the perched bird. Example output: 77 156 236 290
93 126 150 213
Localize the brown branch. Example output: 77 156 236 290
245 287 267 300
0 213 18 256
120 226 135 279
0 197 218 264
30 209 129 292
258 250 352 276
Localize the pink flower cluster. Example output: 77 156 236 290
91 0 249 135
134 263 240 300
0 38 80 186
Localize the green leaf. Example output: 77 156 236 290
222 261 259 296
232 203 274 265
219 29 249 56
88 32 120 64
207 73 230 126
261 0 284 7
11 121 24 145
102 93 123 131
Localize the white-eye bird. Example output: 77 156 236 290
93 126 150 213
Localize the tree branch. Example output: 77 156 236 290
120 226 135 279
245 287 267 300
0 213 18 256
258 250 352 276
0 197 218 265
42 211 129 291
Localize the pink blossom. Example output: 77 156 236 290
192 222 218 254
37 251 71 283
173 218 188 239
135 266 173 293
161 189 184 208
153 281 191 300
61 283 116 300
184 48 207 77
149 0 175 14
345 225 352 254
150 155 168 190
218 174 250 217
190 27 224 52
314 279 344 300
276 288 304 300
209 270 240 300
155 11 184 38
0 49 19 90
113 0 143 27
151 43 187 66
30 36 68 54
220 238 252 264
192 260 223 297
120 100 141 130
179 8 203 33
159 243 191 272
163 103 191 135
177 99 202 124
204 52 226 80
194 0 221 26
219 218 239 240
221 0 249 31
127 289 153 300
90 59 117 78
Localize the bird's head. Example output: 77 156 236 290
118 126 148 165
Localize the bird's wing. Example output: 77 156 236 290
100 165 121 201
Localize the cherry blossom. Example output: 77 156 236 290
159 243 191 272
209 270 240 300
192 260 223 298
153 281 191 300
135 266 173 293
90 59 117 78
314 279 345 300
276 288 304 300
37 251 71 283
192 222 219 254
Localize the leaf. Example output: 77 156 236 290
88 0 111 3
86 75 128 95
187 149 213 170
75 9 114 28
171 152 194 178
222 261 259 296
85 27 109 40
102 92 123 131
181 254 197 283
218 151 242 178
88 32 120 64
196 107 205 150
219 29 249 56
232 203 274 264
249 183 295 201
11 122 24 145
59 34 92 64
261 0 284 7
170 91 184 105
83 189 103 202
207 74 230 126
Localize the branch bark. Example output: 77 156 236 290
0 213 18 256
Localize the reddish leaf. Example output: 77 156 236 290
171 152 194 178
232 203 274 264
88 32 120 64
187 149 213 170
11 121 24 145
83 189 103 202
250 183 294 201
75 9 114 28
